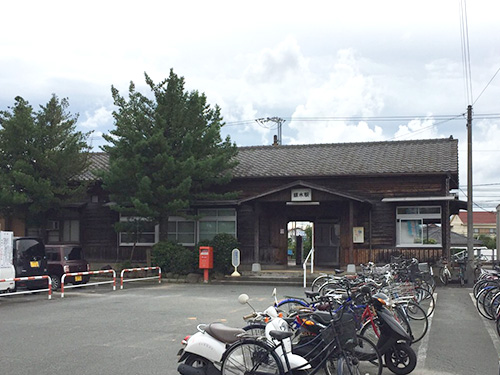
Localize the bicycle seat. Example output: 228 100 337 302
204 322 245 343
304 290 320 299
312 311 339 325
269 330 293 341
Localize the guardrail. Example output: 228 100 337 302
61 269 116 298
0 275 52 299
120 267 161 289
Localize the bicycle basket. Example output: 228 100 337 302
322 313 357 349
418 262 430 273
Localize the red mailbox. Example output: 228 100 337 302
199 246 213 269
199 246 213 283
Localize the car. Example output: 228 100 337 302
13 237 48 290
45 245 90 290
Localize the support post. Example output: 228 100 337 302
466 105 475 285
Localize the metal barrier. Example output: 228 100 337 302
120 267 161 289
61 269 116 298
0 275 52 299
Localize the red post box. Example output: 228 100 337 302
199 246 213 269
199 246 213 283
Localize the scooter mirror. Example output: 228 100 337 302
238 293 250 305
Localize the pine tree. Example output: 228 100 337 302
101 70 238 240
0 95 91 229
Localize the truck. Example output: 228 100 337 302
0 231 48 291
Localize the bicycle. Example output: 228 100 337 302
437 257 452 285
221 307 383 375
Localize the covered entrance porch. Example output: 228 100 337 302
236 181 372 269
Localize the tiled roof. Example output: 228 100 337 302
85 138 458 180
79 152 109 181
458 211 497 225
429 226 483 246
232 138 458 178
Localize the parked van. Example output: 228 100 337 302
13 236 48 289
45 245 90 289
0 231 16 292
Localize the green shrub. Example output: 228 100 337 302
199 234 240 275
152 241 197 275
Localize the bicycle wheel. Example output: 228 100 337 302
351 335 383 375
487 292 500 320
475 286 498 320
482 287 500 320
473 279 500 300
496 313 500 338
438 267 450 285
276 299 310 318
326 337 382 375
413 287 435 317
311 275 332 291
359 320 380 347
319 281 346 297
395 302 428 344
221 339 284 375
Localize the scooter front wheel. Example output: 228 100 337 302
384 343 417 375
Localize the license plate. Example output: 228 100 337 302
30 261 39 268
75 275 82 282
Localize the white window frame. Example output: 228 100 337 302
198 208 237 242
168 216 196 246
396 206 441 247
119 216 159 246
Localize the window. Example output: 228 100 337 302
168 217 196 245
198 208 236 242
119 216 158 246
63 220 80 242
46 219 80 243
396 206 441 246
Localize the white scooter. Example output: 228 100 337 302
177 291 310 375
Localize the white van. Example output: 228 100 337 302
0 231 16 292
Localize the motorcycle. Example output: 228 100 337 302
361 289 417 375
177 291 310 375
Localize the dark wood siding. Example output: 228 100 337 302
81 201 118 262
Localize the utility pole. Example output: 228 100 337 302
255 117 286 145
496 204 500 263
466 105 474 284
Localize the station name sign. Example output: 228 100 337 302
291 188 312 202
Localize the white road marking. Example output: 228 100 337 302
417 292 437 369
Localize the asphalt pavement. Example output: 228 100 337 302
0 280 499 375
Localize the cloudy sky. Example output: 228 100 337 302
1 0 499 210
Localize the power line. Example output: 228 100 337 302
224 113 500 127
473 65 500 106
460 0 473 106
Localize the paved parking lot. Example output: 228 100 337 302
0 281 498 375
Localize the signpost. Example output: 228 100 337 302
231 248 241 277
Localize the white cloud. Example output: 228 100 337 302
287 121 384 145
393 117 442 140
80 107 113 130
286 49 385 144
244 37 309 84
